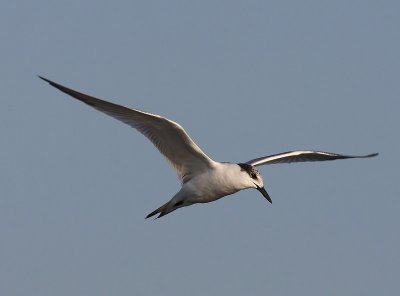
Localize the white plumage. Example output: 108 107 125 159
39 76 378 219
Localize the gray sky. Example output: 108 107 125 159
1 1 399 295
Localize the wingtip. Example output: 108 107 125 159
38 75 51 84
365 153 379 158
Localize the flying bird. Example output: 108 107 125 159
39 76 378 219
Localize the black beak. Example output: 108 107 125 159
257 186 272 204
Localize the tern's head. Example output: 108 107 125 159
237 163 272 203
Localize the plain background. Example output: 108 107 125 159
1 1 399 295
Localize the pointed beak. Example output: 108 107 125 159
257 186 272 204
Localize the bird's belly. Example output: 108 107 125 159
184 173 241 203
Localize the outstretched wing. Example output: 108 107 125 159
246 150 378 167
39 76 216 183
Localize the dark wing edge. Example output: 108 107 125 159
246 150 378 167
38 75 134 115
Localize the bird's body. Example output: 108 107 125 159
39 76 378 219
186 163 250 199
147 162 252 218
186 163 255 201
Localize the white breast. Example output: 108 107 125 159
182 163 251 203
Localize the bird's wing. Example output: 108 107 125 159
246 150 378 167
39 76 216 183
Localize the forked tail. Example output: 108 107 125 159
145 199 185 219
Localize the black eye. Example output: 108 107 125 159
251 173 258 179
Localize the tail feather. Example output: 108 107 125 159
145 201 174 219
145 208 161 219
145 199 186 219
145 204 165 219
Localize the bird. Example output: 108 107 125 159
39 76 378 219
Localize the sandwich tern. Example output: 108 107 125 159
39 76 378 219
